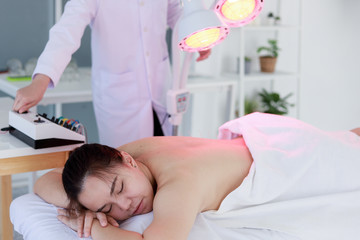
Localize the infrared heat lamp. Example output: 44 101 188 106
214 0 264 28
178 0 230 52
168 0 264 135
179 0 264 52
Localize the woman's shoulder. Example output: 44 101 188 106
118 136 205 155
118 136 173 155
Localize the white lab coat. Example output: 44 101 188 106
33 0 182 147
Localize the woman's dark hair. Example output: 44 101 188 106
62 143 123 211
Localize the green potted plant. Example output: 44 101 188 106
258 88 294 115
274 16 281 25
257 39 280 73
266 12 275 25
245 97 259 115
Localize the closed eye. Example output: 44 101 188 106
118 182 124 194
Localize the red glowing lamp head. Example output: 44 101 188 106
214 0 264 27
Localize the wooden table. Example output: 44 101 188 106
0 97 83 240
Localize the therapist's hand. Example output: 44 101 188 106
12 74 50 113
196 49 212 62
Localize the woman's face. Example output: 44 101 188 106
77 152 155 220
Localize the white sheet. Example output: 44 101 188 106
10 113 360 239
10 193 297 240
209 112 360 239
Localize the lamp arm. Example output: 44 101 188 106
168 21 193 135
209 0 218 10
182 0 206 16
180 52 194 89
171 22 181 90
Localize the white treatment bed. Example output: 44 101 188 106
11 193 298 240
10 113 360 239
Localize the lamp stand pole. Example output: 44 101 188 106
168 22 193 136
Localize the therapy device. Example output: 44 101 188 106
8 110 85 149
167 89 190 126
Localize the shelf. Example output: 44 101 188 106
186 75 237 92
243 25 300 31
245 71 299 81
222 71 299 82
228 0 302 118
186 0 302 119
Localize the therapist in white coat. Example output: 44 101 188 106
12 0 211 147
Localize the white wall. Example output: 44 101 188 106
300 0 360 131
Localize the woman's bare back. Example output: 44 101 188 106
120 136 253 212
117 136 253 240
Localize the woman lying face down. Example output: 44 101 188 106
56 136 254 240
33 113 360 240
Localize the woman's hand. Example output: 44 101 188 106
12 74 50 113
57 208 119 238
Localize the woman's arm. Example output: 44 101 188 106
36 168 119 237
91 221 143 240
34 168 69 208
142 180 201 240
